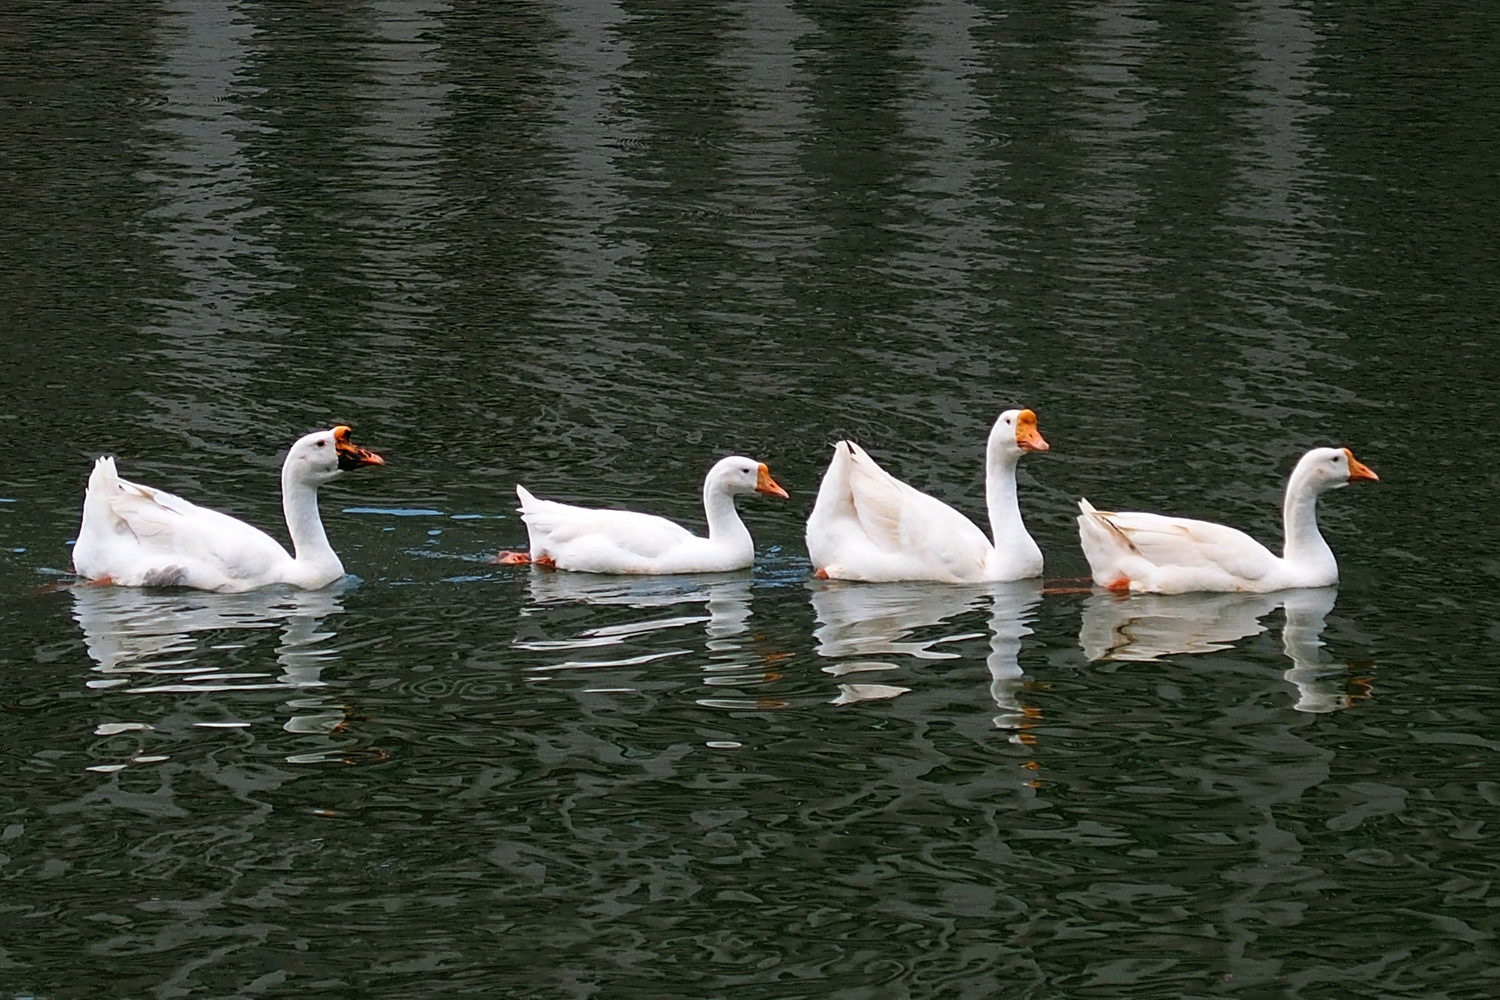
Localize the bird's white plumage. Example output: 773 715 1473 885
514 455 785 575
1076 446 1377 594
1077 501 1280 590
805 408 1047 583
806 442 992 583
74 457 298 590
72 428 383 593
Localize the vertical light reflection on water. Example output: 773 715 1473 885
1214 0 1358 427
140 0 285 440
1066 0 1159 278
717 0 820 284
879 0 1036 453
893 0 995 291
1031 0 1162 454
782 0 1015 480
537 0 645 335
1227 0 1328 241
351 0 453 334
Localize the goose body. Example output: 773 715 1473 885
1077 446 1378 595
509 455 787 575
72 427 384 593
805 408 1049 583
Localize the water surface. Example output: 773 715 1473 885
2 1 1499 996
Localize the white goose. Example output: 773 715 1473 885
499 455 788 574
1077 446 1378 594
804 408 1049 583
73 427 385 592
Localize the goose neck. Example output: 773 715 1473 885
983 449 1026 548
1281 466 1332 566
703 478 752 550
282 467 343 580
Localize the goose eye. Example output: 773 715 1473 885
316 440 327 448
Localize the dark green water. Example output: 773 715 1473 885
3 1 1500 996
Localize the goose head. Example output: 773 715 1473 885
988 408 1049 460
285 426 385 486
1295 446 1378 493
708 455 789 498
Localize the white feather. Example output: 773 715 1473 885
1076 447 1377 594
72 429 383 592
805 409 1047 583
513 455 784 575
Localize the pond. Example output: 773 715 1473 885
2 1 1498 997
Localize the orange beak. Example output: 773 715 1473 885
333 425 386 470
755 463 789 498
1342 447 1377 483
1014 409 1049 452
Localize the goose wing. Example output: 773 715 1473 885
1089 508 1275 583
517 486 696 560
841 443 992 579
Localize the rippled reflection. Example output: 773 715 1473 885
71 583 348 729
138 0 284 441
1079 586 1362 712
811 580 980 706
516 571 779 708
984 580 1045 736
1080 589 1283 661
810 580 1042 736
1278 587 1359 714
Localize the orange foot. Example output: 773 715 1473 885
494 551 530 566
534 555 557 569
85 576 117 587
812 567 829 580
1105 577 1131 594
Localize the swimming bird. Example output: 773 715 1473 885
1076 446 1378 594
73 426 384 592
805 408 1049 583
499 455 788 574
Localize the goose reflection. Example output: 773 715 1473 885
809 580 1043 737
523 571 750 626
1079 590 1283 662
70 583 348 734
1279 588 1359 714
985 581 1045 737
1079 587 1360 712
518 573 773 701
